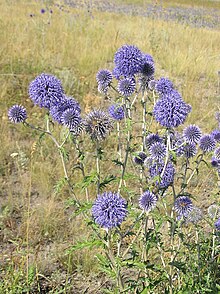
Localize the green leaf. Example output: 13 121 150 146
99 175 117 190
66 239 102 254
53 177 67 194
112 158 124 166
169 261 186 274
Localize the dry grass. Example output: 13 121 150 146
0 0 220 291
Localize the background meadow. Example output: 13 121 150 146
0 0 220 292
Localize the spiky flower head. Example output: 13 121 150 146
61 108 82 130
153 91 191 128
108 104 124 120
211 129 220 143
92 192 128 229
208 204 220 219
211 157 220 168
96 69 113 87
183 143 197 158
149 160 175 189
50 96 81 124
149 142 166 160
214 218 220 230
145 133 163 149
84 109 114 141
118 78 135 96
174 196 193 219
186 206 203 224
183 125 202 144
8 105 27 123
134 152 147 165
199 134 216 153
155 77 174 95
214 147 220 160
140 54 155 77
113 45 144 78
139 190 157 212
70 121 84 136
29 73 64 109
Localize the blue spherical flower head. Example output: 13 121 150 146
113 45 144 78
118 78 135 97
8 105 27 124
149 160 175 189
153 90 191 128
214 147 220 160
183 143 197 158
199 134 216 153
211 157 220 168
96 69 113 87
155 77 174 95
174 196 193 219
183 125 202 144
92 192 128 229
211 129 220 143
108 104 124 120
145 133 163 149
29 73 64 109
41 8 46 14
214 218 220 231
140 54 155 77
149 142 166 160
139 190 157 212
84 109 114 141
61 108 81 130
50 96 81 124
134 152 147 165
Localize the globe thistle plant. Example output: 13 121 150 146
96 69 113 87
8 105 27 124
29 73 64 109
118 78 135 97
149 160 175 189
61 108 82 131
211 157 220 168
214 218 220 230
153 91 191 128
183 125 202 144
113 44 144 78
145 133 163 149
92 192 128 229
50 96 81 124
84 109 114 141
108 104 125 121
199 134 216 153
174 196 193 219
155 77 174 95
183 143 197 158
211 129 220 142
139 190 157 212
134 152 147 165
140 54 155 77
149 142 166 160
214 147 220 160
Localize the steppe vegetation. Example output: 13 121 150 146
0 0 220 293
